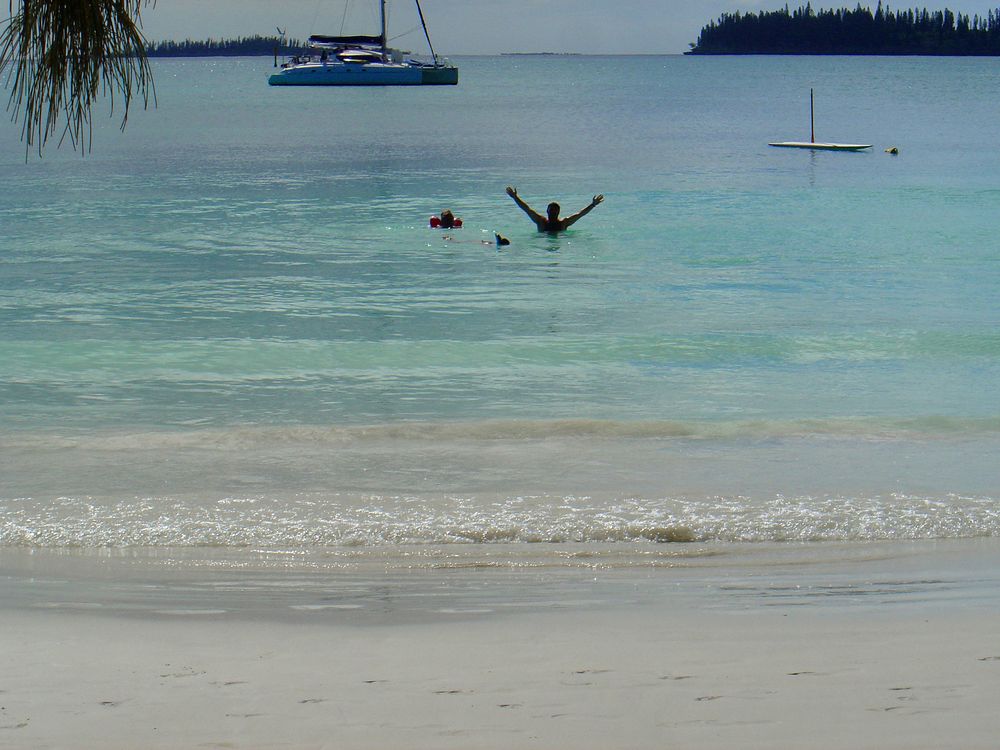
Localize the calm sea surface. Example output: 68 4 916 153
1 55 998 551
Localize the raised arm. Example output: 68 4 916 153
562 194 604 228
506 186 546 228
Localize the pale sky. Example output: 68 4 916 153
137 0 1000 56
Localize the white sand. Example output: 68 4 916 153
3 540 1000 749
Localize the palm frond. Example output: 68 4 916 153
1 0 156 156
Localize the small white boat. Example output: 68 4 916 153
769 89 870 152
269 0 457 87
768 141 872 151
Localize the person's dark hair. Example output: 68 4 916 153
546 202 560 218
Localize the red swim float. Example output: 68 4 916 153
429 216 462 228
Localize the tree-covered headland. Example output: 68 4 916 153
688 3 1000 54
146 36 307 57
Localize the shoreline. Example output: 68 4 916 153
3 539 1000 748
4 422 999 548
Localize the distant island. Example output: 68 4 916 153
687 4 1000 55
146 35 306 57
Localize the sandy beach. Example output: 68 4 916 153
3 539 1000 749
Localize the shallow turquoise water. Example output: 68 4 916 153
1 56 998 546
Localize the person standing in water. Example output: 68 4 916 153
506 186 603 233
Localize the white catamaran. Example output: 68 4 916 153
268 0 457 86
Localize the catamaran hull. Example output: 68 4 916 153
268 62 457 86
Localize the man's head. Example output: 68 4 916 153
546 202 560 220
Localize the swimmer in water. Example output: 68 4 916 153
431 209 461 228
506 186 603 233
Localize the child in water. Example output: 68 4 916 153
430 209 461 229
432 208 508 246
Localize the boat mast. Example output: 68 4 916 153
414 0 439 65
380 0 388 50
810 88 815 144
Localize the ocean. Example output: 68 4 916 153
1 55 999 558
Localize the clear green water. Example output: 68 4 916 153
1 56 998 546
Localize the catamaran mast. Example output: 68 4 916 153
414 0 439 64
380 0 388 49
